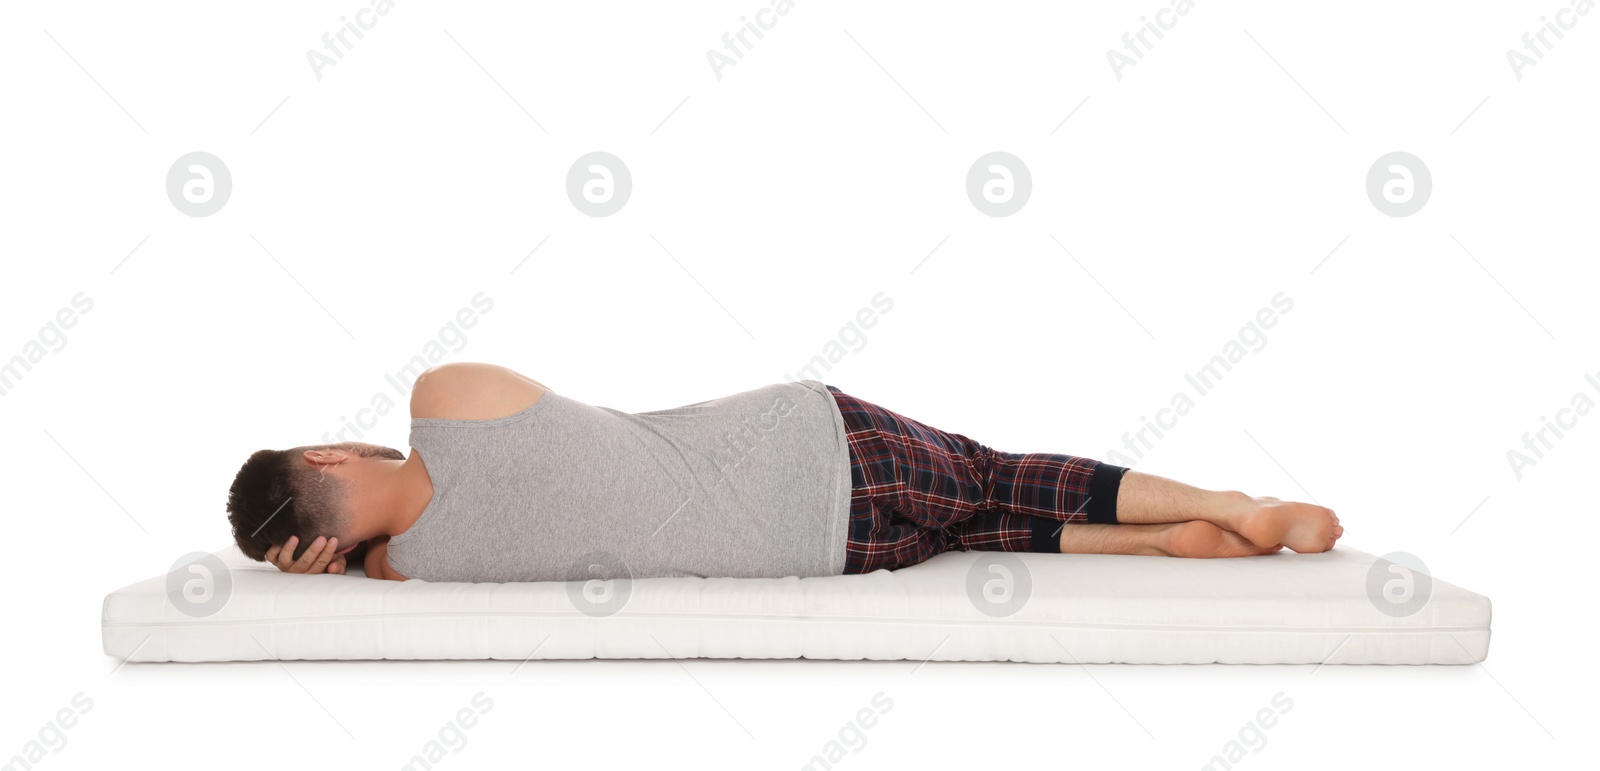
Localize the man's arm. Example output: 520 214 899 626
362 536 409 581
264 535 404 578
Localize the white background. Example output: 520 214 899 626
2 0 1594 768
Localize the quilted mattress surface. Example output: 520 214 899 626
102 544 1490 665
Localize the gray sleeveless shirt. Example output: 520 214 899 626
385 380 852 582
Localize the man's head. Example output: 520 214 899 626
226 441 405 561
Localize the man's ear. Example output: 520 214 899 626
302 448 350 466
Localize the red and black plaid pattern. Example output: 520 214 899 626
827 385 1125 574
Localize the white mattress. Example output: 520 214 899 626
103 545 1491 665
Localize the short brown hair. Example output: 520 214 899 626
225 444 391 561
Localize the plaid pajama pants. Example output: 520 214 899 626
827 385 1128 574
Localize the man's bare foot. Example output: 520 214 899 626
1222 494 1342 553
1162 521 1284 558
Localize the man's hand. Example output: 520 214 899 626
264 535 347 575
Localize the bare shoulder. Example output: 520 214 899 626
410 362 549 421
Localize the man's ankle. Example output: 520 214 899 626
1206 489 1253 529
